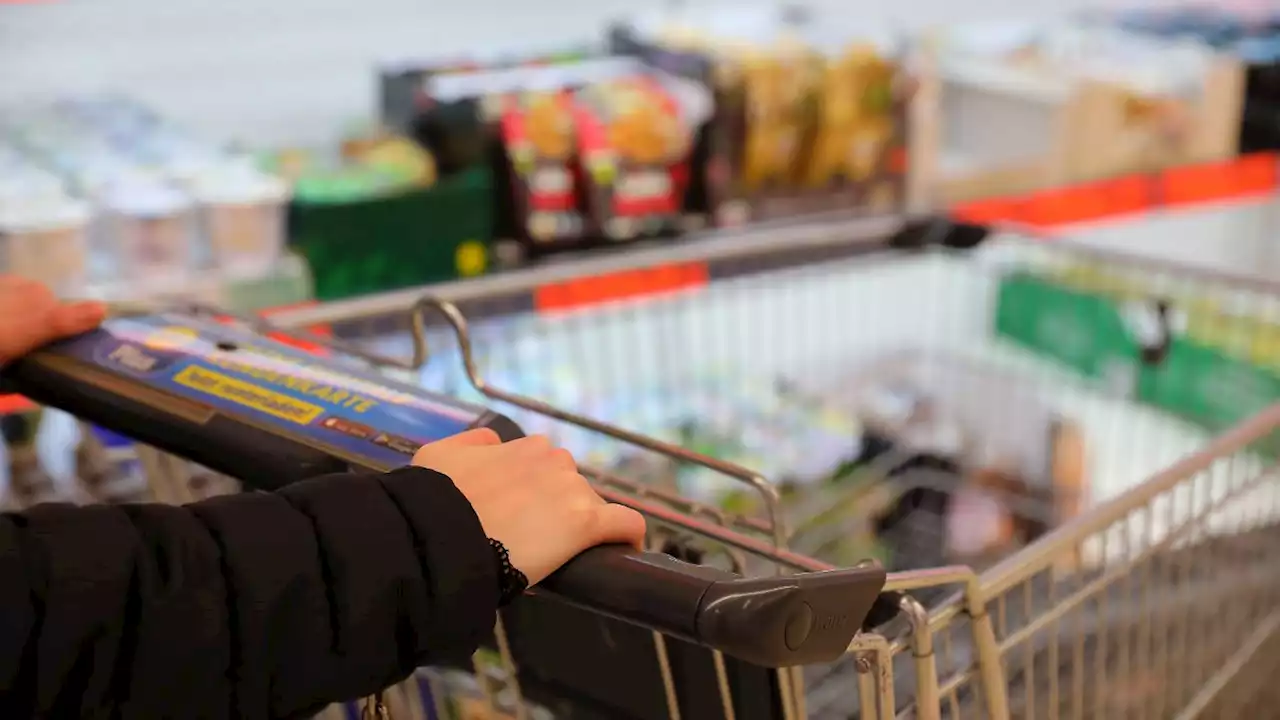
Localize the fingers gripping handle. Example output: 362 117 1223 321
535 545 888 668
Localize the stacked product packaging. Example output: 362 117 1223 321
1104 5 1280 151
0 97 299 305
917 17 1243 202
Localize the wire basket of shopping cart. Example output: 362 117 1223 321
28 225 1280 720
370 229 1280 720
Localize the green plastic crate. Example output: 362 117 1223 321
288 167 495 301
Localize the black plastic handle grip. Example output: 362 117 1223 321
534 544 887 668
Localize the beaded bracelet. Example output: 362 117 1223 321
489 537 528 606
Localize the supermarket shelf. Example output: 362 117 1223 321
265 153 1280 339
269 210 912 337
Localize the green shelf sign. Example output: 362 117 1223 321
993 272 1280 455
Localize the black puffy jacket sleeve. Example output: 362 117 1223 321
0 466 499 720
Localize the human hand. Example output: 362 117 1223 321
0 276 106 363
413 428 647 586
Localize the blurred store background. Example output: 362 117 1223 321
4 2 1280 718
2 0 1127 146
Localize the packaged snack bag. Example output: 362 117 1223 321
500 90 586 243
615 7 914 221
575 76 690 240
739 50 808 193
804 45 900 190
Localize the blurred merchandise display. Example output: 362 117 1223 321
0 143 92 296
388 52 715 265
266 132 495 301
0 405 245 513
75 424 151 505
1 409 61 509
0 97 294 301
6 13 1279 306
364 14 915 293
379 44 601 133
1105 5 1280 152
917 19 1243 203
614 4 913 222
996 257 1280 442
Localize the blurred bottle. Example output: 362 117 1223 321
190 163 290 279
75 424 151 505
102 180 196 292
3 410 62 508
0 195 92 297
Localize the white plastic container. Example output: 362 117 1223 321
0 197 92 296
0 169 68 211
191 166 289 278
103 181 196 289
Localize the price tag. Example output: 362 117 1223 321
535 261 708 313
1021 174 1153 228
950 197 1023 225
1161 153 1279 208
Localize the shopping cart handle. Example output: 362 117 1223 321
534 545 887 668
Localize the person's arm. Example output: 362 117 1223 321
0 276 647 719
0 466 498 720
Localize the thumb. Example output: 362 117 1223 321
0 301 104 362
590 503 648 551
49 301 107 338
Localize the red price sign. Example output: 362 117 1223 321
1161 153 1279 208
1021 174 1153 228
535 261 709 313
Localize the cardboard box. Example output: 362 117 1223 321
914 21 1244 205
1102 8 1280 151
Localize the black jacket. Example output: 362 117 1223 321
0 466 498 719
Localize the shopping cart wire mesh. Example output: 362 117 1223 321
22 227 1280 720
350 232 1280 720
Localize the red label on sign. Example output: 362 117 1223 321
950 152 1280 229
950 198 1023 225
535 262 708 313
1020 174 1153 228
1161 154 1279 208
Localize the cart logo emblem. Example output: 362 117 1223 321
99 340 173 377
816 614 848 632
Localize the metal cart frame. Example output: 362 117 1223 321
190 217 1280 718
